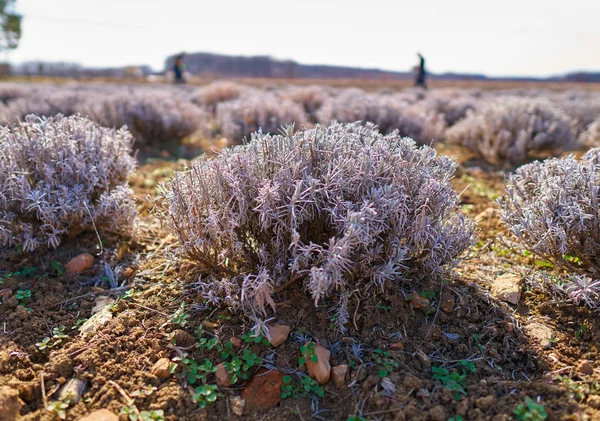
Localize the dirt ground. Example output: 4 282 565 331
1 140 599 421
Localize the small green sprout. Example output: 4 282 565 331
140 410 165 421
46 400 69 419
299 342 318 366
131 385 157 398
513 397 547 421
193 384 218 408
15 289 31 306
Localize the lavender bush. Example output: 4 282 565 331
420 92 478 127
499 149 600 298
157 122 475 327
317 89 445 144
579 118 600 147
446 97 576 165
284 85 328 122
193 82 246 112
0 115 136 251
2 91 86 124
0 83 29 104
86 92 207 144
215 93 307 144
557 95 600 136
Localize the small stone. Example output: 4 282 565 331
389 342 404 350
416 350 431 370
79 304 113 337
475 395 496 410
428 405 446 421
304 342 331 385
57 378 86 404
91 296 115 314
491 273 523 305
587 394 600 409
216 363 231 387
171 329 195 347
230 395 245 416
78 409 119 421
121 267 135 279
202 321 219 330
229 337 242 348
410 291 430 309
403 374 423 390
578 360 594 375
331 365 348 388
151 358 172 381
268 324 291 347
65 253 95 274
0 386 23 421
240 368 284 414
439 295 455 313
524 322 555 349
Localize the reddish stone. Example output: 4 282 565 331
268 324 291 347
304 342 331 385
229 337 242 348
151 358 172 381
410 291 430 309
65 253 94 274
578 360 594 375
389 342 404 350
331 365 348 388
216 363 231 387
240 368 283 414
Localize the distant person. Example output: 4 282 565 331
173 53 186 84
415 53 427 89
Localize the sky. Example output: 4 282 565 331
6 0 600 77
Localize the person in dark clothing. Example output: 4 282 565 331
415 53 427 89
173 53 186 84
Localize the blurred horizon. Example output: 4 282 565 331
5 0 600 78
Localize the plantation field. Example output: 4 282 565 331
0 80 599 421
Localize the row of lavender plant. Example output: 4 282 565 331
0 82 596 160
1 112 600 322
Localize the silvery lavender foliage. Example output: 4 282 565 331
0 83 29 104
557 95 600 136
446 97 576 165
0 115 136 251
86 92 207 144
420 92 479 127
193 81 246 112
579 118 600 147
284 85 328 122
158 122 475 326
215 93 307 144
3 91 87 124
556 274 600 308
316 89 445 144
499 148 600 284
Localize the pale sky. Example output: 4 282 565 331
7 0 600 77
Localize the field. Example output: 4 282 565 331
1 79 600 421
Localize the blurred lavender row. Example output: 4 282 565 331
0 81 597 163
